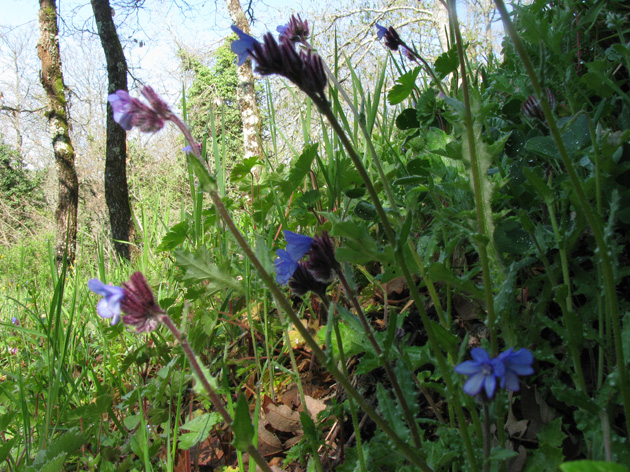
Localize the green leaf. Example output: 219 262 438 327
230 155 261 182
186 153 217 193
488 447 518 461
376 383 408 437
434 47 459 78
279 143 318 199
157 221 189 251
388 67 421 105
524 418 566 472
428 263 484 300
174 247 243 292
493 220 531 255
522 167 553 202
179 413 221 449
232 393 254 452
560 461 629 472
525 136 559 160
396 108 420 130
354 201 378 220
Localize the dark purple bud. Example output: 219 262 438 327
120 272 165 333
288 261 330 298
277 14 309 44
248 32 328 103
305 231 338 284
376 24 403 52
521 89 555 122
106 86 172 133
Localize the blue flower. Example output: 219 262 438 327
88 279 124 326
498 348 534 391
107 90 134 130
375 23 388 40
230 25 259 66
454 347 505 398
275 249 300 285
274 231 314 285
11 316 19 326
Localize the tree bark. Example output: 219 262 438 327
225 0 262 166
91 0 134 260
37 0 79 264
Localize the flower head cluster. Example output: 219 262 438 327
107 86 173 133
521 88 556 122
88 272 164 333
454 347 534 398
274 230 339 297
277 15 309 44
230 20 328 104
375 23 404 52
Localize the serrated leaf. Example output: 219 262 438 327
230 155 261 182
157 221 189 251
376 384 408 437
434 47 459 78
179 412 221 449
232 393 254 452
388 67 421 105
175 247 243 292
279 143 318 199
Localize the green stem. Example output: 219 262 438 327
448 0 498 355
495 0 630 436
160 315 274 472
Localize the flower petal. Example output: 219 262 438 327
284 230 314 261
454 360 481 375
375 23 388 40
470 347 491 363
483 374 497 398
462 372 485 396
275 249 299 285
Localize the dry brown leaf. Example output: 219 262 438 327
264 403 302 433
303 395 327 421
257 422 283 456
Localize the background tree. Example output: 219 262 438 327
91 0 134 260
37 0 79 263
225 0 262 165
180 42 244 164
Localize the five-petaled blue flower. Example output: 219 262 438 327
107 90 134 130
454 347 506 398
498 348 534 391
375 23 388 40
230 25 259 66
274 231 314 285
88 279 124 326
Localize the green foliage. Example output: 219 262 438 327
180 39 243 163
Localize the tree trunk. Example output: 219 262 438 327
225 0 262 166
433 0 450 54
91 0 134 260
37 0 79 264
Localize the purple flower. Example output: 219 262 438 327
107 86 172 133
454 347 506 398
120 272 165 333
230 25 259 66
88 279 124 326
305 232 338 284
233 30 328 103
277 15 309 44
274 231 314 285
375 24 403 52
375 23 388 40
288 261 329 297
11 317 19 326
108 90 134 130
498 348 534 391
